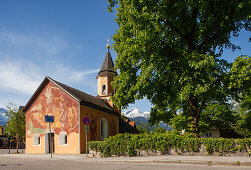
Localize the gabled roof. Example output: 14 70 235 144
23 77 119 116
97 50 117 78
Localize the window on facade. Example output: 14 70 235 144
59 132 68 145
101 84 106 95
100 118 108 140
206 133 212 137
34 135 40 145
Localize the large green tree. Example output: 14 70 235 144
5 103 25 152
229 56 251 137
109 0 250 137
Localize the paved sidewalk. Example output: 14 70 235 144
0 153 251 167
96 155 251 166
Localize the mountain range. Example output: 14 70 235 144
122 107 150 122
122 107 171 131
0 108 8 126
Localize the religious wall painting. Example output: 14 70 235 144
26 81 79 138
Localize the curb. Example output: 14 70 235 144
107 159 251 167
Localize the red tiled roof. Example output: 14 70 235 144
129 121 135 128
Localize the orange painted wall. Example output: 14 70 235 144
26 81 80 154
97 75 115 97
97 75 120 113
97 76 108 96
26 134 45 153
79 106 119 153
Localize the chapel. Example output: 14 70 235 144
23 44 139 154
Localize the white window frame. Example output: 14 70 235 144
33 134 40 146
100 118 108 140
59 131 68 145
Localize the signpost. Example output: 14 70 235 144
45 115 54 158
83 117 91 156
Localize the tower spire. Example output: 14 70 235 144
96 41 117 79
96 42 120 113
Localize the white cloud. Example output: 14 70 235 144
0 61 41 94
0 60 99 95
44 62 99 85
67 69 100 81
0 30 99 106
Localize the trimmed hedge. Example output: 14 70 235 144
88 133 251 157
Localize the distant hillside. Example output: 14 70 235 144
122 107 172 131
0 108 8 126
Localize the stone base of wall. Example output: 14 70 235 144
89 148 250 158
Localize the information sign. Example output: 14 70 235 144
45 115 54 122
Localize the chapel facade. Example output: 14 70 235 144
23 45 138 154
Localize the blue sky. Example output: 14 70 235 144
0 0 250 112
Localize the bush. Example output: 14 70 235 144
88 133 251 157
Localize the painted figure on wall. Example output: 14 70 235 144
26 82 79 138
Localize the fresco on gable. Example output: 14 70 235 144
26 81 79 137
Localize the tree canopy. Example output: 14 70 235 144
109 0 250 137
5 103 25 150
229 56 251 137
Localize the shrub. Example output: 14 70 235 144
88 133 251 157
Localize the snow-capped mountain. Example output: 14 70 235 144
0 108 8 126
122 107 172 130
122 107 150 122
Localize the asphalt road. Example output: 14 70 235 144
0 156 250 170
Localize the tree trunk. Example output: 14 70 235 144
191 116 199 138
16 135 19 153
189 96 200 138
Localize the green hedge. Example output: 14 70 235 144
88 133 251 157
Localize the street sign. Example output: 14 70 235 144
85 125 89 133
83 117 91 125
45 115 54 122
83 117 91 155
44 115 54 158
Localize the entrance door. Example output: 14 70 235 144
45 133 55 154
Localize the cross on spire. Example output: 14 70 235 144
106 39 110 51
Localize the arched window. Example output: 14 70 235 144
101 84 106 95
100 118 108 140
34 134 40 146
59 132 68 145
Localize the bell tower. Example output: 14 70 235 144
96 41 120 113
